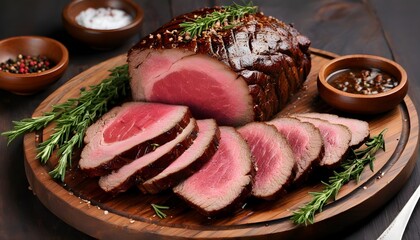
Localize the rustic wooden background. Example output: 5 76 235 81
0 0 419 239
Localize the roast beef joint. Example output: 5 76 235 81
128 7 311 126
76 5 372 217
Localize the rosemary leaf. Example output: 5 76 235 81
291 129 387 226
180 2 257 38
151 204 170 219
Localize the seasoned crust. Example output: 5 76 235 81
128 7 311 122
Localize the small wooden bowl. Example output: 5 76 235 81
0 36 69 95
317 54 408 115
62 0 144 49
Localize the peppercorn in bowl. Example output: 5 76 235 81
62 0 144 49
317 54 408 115
0 36 69 95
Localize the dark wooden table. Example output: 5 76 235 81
1 0 419 239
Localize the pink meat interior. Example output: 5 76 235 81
318 124 339 150
277 127 309 161
134 51 253 126
150 70 230 120
103 104 174 143
183 129 244 198
243 129 284 190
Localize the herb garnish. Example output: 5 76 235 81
179 2 257 38
2 64 130 181
291 129 387 225
151 204 170 219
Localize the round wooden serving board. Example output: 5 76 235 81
23 49 419 239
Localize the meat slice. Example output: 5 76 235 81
293 116 352 167
267 117 323 184
79 102 191 177
237 122 295 200
98 118 198 194
140 119 220 194
173 127 253 216
128 7 311 126
295 113 370 147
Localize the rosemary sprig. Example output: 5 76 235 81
2 64 130 181
179 2 257 38
151 204 170 219
291 129 387 226
3 105 66 145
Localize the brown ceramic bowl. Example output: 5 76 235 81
317 54 408 115
0 36 69 95
62 0 144 49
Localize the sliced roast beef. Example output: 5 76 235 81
128 7 311 126
267 117 323 184
79 102 191 177
173 127 253 216
237 122 295 200
140 119 220 194
295 113 370 148
293 116 352 168
98 118 198 194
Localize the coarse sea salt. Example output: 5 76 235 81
75 7 133 30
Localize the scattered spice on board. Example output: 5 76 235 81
0 54 54 74
75 7 133 30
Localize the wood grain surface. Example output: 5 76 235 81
22 49 419 239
